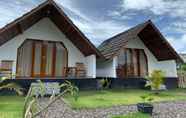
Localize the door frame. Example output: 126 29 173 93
116 48 148 78
16 39 68 78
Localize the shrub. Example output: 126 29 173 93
99 78 111 89
146 70 165 94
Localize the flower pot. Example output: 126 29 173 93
137 103 153 115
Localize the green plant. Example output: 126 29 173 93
100 78 111 89
140 95 154 104
146 70 165 94
179 63 186 71
23 80 79 118
0 76 23 95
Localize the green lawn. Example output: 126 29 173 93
1 89 186 118
0 96 24 118
112 112 150 118
64 89 186 109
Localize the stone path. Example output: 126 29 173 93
38 99 186 118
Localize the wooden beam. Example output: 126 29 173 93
31 42 35 77
52 43 56 77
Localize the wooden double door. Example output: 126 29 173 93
117 48 148 78
17 39 68 77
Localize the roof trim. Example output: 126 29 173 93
144 20 183 63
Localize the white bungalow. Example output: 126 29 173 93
97 21 182 79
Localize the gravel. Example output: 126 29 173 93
38 98 186 118
153 101 186 118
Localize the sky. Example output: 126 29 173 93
0 0 186 53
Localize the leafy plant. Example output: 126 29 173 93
23 80 79 118
146 70 165 94
179 63 186 71
0 76 23 95
100 78 111 89
140 94 154 104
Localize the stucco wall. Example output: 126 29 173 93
96 37 177 77
96 57 117 78
0 18 95 77
85 55 96 78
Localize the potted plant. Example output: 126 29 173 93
137 95 154 115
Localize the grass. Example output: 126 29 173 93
0 89 186 118
0 95 24 118
64 89 186 109
112 112 150 118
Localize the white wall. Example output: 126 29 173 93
125 37 177 77
0 18 95 78
85 55 96 78
96 37 177 78
96 56 117 78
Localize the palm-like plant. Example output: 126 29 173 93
23 80 79 118
0 76 23 95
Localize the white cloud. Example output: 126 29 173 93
162 21 186 35
121 0 186 17
108 11 121 17
172 22 186 30
70 16 129 46
107 10 132 20
0 0 44 28
167 34 186 53
55 0 91 22
56 0 130 46
122 0 152 11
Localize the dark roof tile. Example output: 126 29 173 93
98 20 149 59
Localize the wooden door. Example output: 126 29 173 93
32 41 54 77
116 48 148 78
40 43 47 77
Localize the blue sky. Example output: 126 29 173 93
0 0 186 53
